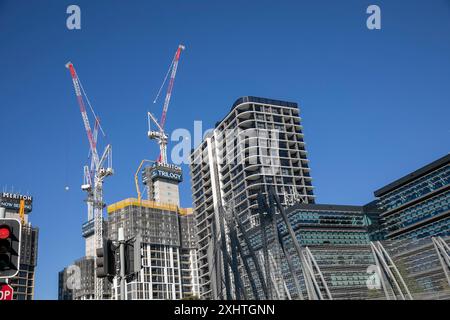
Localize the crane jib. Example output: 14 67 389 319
72 79 82 97
159 46 183 129
68 66 99 166
148 45 184 162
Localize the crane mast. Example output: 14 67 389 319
83 118 100 222
148 44 185 164
66 62 113 300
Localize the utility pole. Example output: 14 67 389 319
118 227 126 301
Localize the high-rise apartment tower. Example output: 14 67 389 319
190 96 315 299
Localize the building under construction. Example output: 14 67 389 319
106 199 199 299
104 44 199 300
58 44 199 301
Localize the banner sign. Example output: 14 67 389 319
151 169 183 182
0 193 33 212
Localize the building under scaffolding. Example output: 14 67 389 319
106 199 199 299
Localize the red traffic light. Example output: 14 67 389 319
0 226 10 240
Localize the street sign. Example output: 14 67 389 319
0 284 13 300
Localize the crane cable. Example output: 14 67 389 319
78 75 106 138
77 70 109 172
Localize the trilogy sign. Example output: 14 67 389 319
151 169 183 182
0 192 33 211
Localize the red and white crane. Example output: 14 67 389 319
148 44 185 164
66 62 113 300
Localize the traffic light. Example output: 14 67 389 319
95 238 116 278
0 219 21 278
125 236 143 276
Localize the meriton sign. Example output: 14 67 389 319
0 193 33 211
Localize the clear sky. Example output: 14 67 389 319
0 0 449 299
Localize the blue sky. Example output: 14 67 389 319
0 0 449 299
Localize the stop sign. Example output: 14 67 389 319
0 284 13 300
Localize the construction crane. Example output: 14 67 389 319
148 44 185 164
65 62 114 300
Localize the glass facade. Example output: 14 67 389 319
283 205 376 300
375 155 450 240
371 154 450 298
382 237 450 299
243 204 379 300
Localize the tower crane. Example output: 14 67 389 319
65 62 113 300
148 44 185 164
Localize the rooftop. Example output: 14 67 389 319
286 202 364 214
215 96 299 128
107 198 193 216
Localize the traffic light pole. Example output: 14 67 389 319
0 207 22 286
118 227 126 301
95 228 141 300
